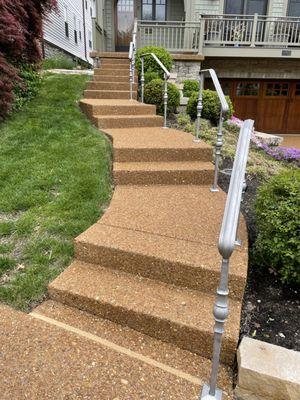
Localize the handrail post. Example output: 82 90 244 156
250 13 258 47
194 71 204 143
163 73 168 128
141 56 145 103
210 112 224 192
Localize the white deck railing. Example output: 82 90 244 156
137 14 300 53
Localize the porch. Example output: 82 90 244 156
137 14 300 58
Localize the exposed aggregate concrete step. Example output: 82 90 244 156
114 161 214 185
84 90 137 100
94 68 131 76
90 51 129 59
34 299 233 398
98 63 129 70
101 58 130 65
80 99 156 118
93 74 133 82
105 127 213 162
48 261 241 365
94 114 163 129
86 81 138 91
2 303 216 400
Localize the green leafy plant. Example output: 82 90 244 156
135 46 173 79
186 89 234 124
12 64 42 111
183 80 199 97
144 71 160 84
144 78 180 115
253 170 300 285
42 55 76 70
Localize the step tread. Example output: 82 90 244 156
34 300 233 396
48 260 241 343
114 161 214 171
106 127 213 150
1 303 214 400
95 114 163 120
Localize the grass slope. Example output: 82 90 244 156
0 74 112 310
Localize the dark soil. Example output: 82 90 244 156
219 158 300 352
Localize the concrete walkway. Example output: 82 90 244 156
0 53 248 398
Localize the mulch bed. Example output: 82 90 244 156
219 158 299 352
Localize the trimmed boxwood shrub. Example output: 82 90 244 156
144 71 160 84
144 78 180 115
186 89 234 124
253 169 300 285
136 46 173 79
183 79 199 97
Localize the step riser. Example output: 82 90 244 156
84 90 137 100
114 148 213 162
86 82 138 91
96 64 129 70
49 286 236 365
91 52 129 59
94 70 131 76
80 103 156 117
95 117 163 129
93 75 133 83
74 241 245 300
101 59 130 65
114 170 214 185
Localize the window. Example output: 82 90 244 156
236 82 260 96
78 20 82 41
295 83 300 96
73 15 78 44
288 0 300 16
88 30 92 49
265 82 289 96
142 0 166 21
225 0 268 15
64 6 69 38
85 0 88 10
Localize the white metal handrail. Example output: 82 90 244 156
129 19 138 100
195 68 229 192
140 52 170 128
200 119 254 400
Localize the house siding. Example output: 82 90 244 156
194 0 222 16
43 0 94 63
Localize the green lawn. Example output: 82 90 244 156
0 74 112 310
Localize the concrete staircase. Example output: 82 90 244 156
33 53 248 397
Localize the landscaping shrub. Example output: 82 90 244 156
42 55 76 70
144 78 180 115
183 80 199 97
254 169 300 285
144 71 160 84
135 46 173 79
13 64 42 111
0 0 57 120
187 89 234 124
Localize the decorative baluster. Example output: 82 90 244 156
194 71 204 143
129 59 133 101
141 56 145 103
210 112 224 192
163 73 168 129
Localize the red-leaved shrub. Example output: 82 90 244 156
0 0 57 120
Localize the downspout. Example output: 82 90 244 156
82 0 88 61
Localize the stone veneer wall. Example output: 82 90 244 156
43 41 90 68
172 60 201 83
201 57 300 80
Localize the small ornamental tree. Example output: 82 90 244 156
0 0 57 120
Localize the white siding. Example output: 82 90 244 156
43 0 94 63
194 0 222 16
268 0 288 16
